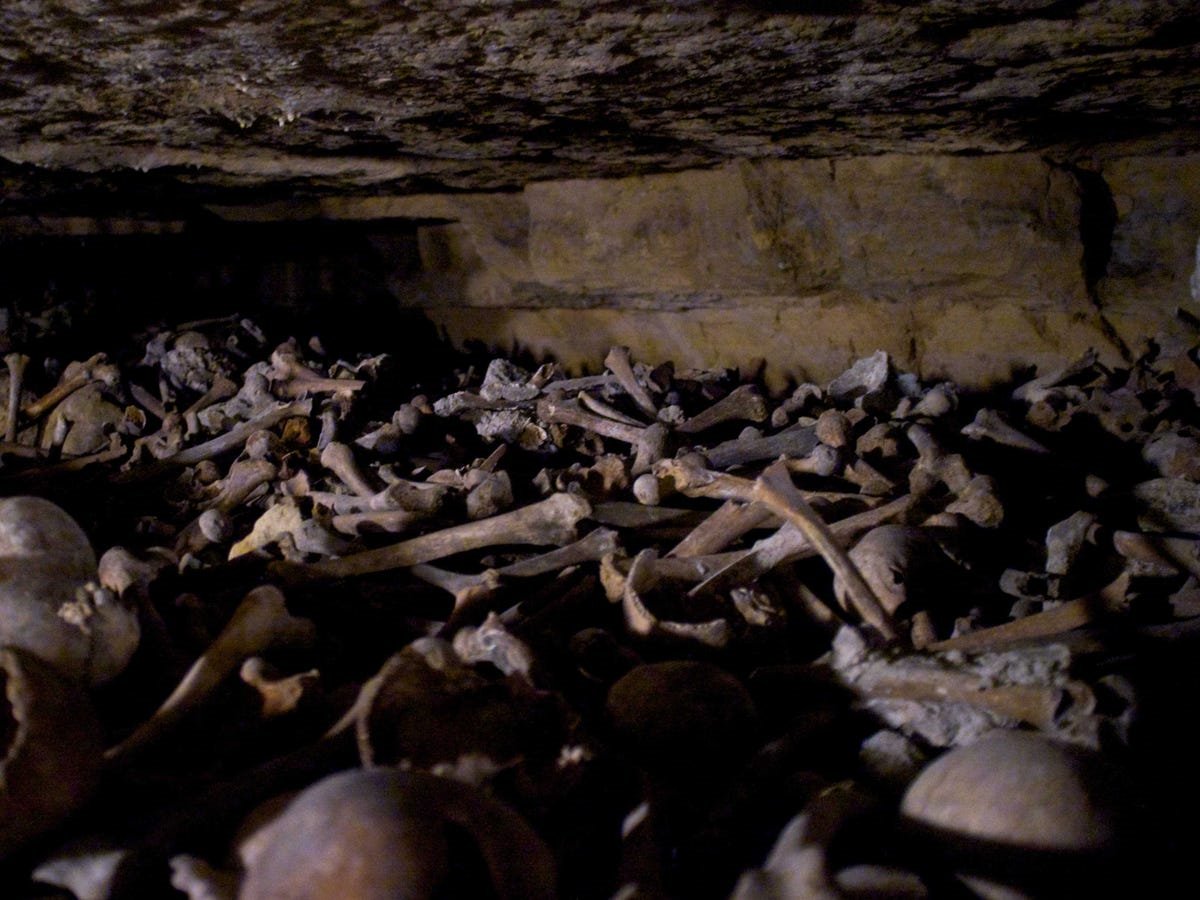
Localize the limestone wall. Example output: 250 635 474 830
369 152 1200 387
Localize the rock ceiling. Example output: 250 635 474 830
1 0 1199 209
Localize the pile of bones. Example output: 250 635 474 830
2 312 1200 898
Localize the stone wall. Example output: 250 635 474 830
354 152 1200 387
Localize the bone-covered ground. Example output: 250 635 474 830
2 315 1198 898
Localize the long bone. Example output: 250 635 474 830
106 584 317 764
655 458 898 640
4 351 29 443
605 345 659 419
702 421 819 470
537 396 667 474
676 384 769 435
21 353 119 421
272 492 593 582
319 440 379 499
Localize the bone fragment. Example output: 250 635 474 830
676 384 768 435
536 396 666 474
273 492 592 581
21 353 116 421
4 352 28 443
668 500 773 558
622 549 730 647
962 407 1051 454
605 345 658 419
320 441 378 499
106 585 317 763
703 421 819 470
1112 530 1200 579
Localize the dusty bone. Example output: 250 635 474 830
175 508 236 557
229 500 350 559
1 432 128 485
120 399 312 480
1045 510 1099 576
702 421 819 470
319 440 378 499
961 407 1051 454
605 345 659 419
591 501 703 530
181 373 238 437
668 499 773 558
106 584 317 763
814 409 852 449
905 422 973 494
21 353 117 421
655 457 899 639
830 627 1098 746
414 526 622 611
782 443 841 477
202 458 278 513
927 572 1130 653
4 352 28 443
730 782 877 900
687 492 915 599
754 461 898 641
621 548 730 647
536 396 667 474
676 384 768 435
240 656 321 717
273 492 593 582
331 508 426 537
579 389 646 427
1112 529 1200 579
1012 349 1101 403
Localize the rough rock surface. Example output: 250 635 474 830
1 1 1198 202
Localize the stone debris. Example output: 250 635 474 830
2 317 1199 898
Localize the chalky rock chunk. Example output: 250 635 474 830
0 496 139 684
606 660 757 775
900 731 1119 855
1133 478 1200 534
0 646 103 860
238 768 556 900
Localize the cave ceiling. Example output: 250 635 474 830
1 0 1199 213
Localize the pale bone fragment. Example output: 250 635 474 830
106 584 317 763
686 493 915 599
330 507 426 537
229 500 350 559
202 458 278 513
21 353 118 421
413 526 622 614
730 782 877 900
119 400 313 481
676 384 768 435
4 351 29 443
96 545 173 599
1132 477 1200 533
240 656 320 717
1045 511 1099 576
129 381 169 422
944 475 1005 528
452 612 536 678
702 421 819 469
536 396 666 474
927 572 1130 653
770 382 822 428
668 499 773 558
841 458 897 496
268 343 366 397
274 492 593 582
319 440 378 499
579 389 646 427
39 384 124 455
466 469 514 520
782 442 841 477
605 345 659 419
174 508 236 557
814 409 853 449
622 548 731 647
655 457 898 640
632 471 670 505
833 525 962 647
961 408 1051 454
1112 530 1200 579
905 423 973 494
170 854 239 900
831 627 1099 747
1012 349 1100 403
181 374 238 438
